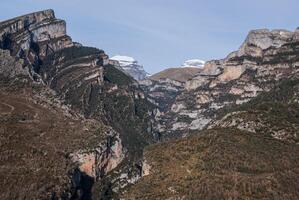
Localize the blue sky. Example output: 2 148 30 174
1 0 298 73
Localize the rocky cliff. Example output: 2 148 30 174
0 9 73 78
0 10 156 200
2 9 299 200
151 28 299 138
140 62 203 113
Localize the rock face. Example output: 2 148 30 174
0 9 73 78
0 49 117 199
0 10 156 200
110 55 149 81
71 131 125 179
140 62 203 113
2 9 299 200
0 49 27 77
146 28 299 138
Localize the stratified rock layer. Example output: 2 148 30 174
151 28 299 138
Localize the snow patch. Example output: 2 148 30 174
182 59 205 68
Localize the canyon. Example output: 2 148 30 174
0 9 299 200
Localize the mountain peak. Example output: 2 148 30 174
110 55 149 81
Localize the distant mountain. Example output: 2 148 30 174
110 55 149 81
149 59 205 82
149 67 202 83
2 9 299 200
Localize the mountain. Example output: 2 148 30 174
139 59 204 112
121 30 299 199
110 55 149 81
0 10 157 199
149 67 202 83
1 9 299 200
149 28 299 138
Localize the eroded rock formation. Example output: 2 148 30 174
149 28 299 138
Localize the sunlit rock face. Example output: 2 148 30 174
110 55 149 81
143 28 299 139
0 9 73 78
71 132 125 179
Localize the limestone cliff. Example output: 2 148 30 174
149 28 299 138
0 9 73 78
0 10 156 200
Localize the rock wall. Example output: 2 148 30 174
71 131 125 180
0 9 73 78
149 28 299 138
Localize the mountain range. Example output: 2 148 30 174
0 10 299 200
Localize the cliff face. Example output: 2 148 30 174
150 28 299 138
0 10 156 200
0 9 73 77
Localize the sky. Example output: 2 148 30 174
0 0 299 74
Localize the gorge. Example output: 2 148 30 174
0 9 299 200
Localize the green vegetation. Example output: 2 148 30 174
42 46 102 68
104 64 134 86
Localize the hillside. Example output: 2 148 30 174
149 67 202 83
0 10 156 199
122 71 299 200
1 9 299 200
122 128 299 199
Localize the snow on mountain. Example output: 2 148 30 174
182 59 205 68
110 55 149 81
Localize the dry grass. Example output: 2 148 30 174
149 67 202 82
0 78 107 200
122 128 299 200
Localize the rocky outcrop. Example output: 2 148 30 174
0 10 156 200
0 9 73 78
148 28 299 138
0 49 27 77
71 131 125 180
140 65 203 113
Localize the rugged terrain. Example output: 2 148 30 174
110 55 149 81
1 9 299 200
122 76 299 199
121 29 299 199
150 28 299 139
123 128 299 199
0 10 156 199
139 60 203 113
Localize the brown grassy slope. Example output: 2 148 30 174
149 67 202 82
0 77 107 200
122 128 299 200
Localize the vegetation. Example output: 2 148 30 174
104 64 134 86
123 128 299 199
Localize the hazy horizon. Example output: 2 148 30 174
1 0 298 74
